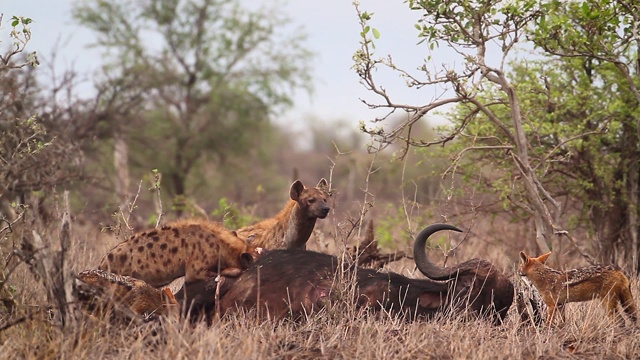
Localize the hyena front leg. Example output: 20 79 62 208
185 265 213 284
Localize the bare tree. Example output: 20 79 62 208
352 1 579 261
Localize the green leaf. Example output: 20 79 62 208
581 2 590 17
372 28 380 39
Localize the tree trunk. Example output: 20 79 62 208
625 148 639 272
596 201 625 264
499 76 558 263
172 136 189 217
113 132 130 207
533 213 552 254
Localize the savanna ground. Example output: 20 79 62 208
1 192 640 360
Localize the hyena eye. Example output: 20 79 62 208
308 198 316 204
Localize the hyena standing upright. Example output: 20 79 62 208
98 219 261 287
235 178 330 250
519 251 638 326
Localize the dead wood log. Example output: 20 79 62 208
75 269 178 323
14 191 76 327
350 220 408 269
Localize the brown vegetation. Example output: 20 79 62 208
3 209 640 358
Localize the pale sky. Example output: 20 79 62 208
1 1 438 136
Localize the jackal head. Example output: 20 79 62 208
518 251 551 277
290 178 331 219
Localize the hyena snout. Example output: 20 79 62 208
317 203 330 218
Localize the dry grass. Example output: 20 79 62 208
1 294 639 359
1 214 640 359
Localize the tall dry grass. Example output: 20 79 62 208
1 208 640 359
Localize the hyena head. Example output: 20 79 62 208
241 246 264 268
230 230 263 263
518 251 551 276
290 178 331 219
208 246 264 278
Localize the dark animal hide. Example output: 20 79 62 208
177 224 514 324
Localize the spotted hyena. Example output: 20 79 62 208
98 219 260 287
235 178 330 250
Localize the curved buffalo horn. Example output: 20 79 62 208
413 223 463 280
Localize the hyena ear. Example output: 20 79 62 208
538 252 552 264
317 178 328 190
240 252 255 269
519 251 528 264
290 180 305 201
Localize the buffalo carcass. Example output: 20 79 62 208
175 249 339 321
177 250 439 321
179 224 514 323
413 224 515 324
217 249 454 320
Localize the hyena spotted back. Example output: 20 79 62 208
99 219 260 287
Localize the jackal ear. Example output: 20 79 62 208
538 252 552 264
317 178 328 190
290 180 305 201
519 251 528 263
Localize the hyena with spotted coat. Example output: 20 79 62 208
98 219 260 287
235 178 330 250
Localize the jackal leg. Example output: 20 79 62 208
619 286 638 323
601 293 625 325
546 303 557 326
546 301 567 326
